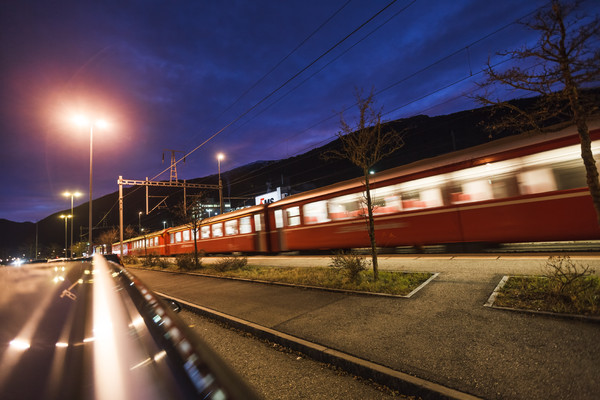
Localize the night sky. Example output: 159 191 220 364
1 0 595 223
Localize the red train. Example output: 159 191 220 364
113 122 600 256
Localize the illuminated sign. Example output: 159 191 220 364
255 187 287 205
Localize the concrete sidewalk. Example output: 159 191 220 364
130 256 600 400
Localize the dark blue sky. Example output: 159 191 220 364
0 0 594 222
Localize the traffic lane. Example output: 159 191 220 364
130 269 348 328
179 309 402 400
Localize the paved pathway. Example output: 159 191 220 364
130 255 600 400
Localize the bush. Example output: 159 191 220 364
122 255 139 265
176 253 202 271
329 251 369 283
544 255 596 296
143 253 161 267
543 255 599 313
212 256 248 272
158 258 171 269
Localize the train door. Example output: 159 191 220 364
268 207 287 252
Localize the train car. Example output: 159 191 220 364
166 204 269 255
112 229 170 257
266 122 600 252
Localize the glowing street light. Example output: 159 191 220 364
138 211 143 234
59 215 72 258
63 191 82 257
217 153 225 213
163 221 167 229
73 115 110 255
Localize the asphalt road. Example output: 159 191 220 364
131 254 600 399
179 310 410 399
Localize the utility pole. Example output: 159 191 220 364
162 149 185 183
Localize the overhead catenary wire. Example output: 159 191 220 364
106 1 552 228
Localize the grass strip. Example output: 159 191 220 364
130 262 432 296
494 275 600 316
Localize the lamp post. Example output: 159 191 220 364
73 115 109 255
217 153 225 214
163 221 167 229
138 211 143 234
63 191 81 257
59 215 72 258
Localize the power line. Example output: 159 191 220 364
152 0 400 183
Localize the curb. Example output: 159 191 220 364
484 275 600 324
156 291 482 400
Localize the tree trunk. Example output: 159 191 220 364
574 119 600 226
560 50 600 226
193 223 200 268
364 169 379 280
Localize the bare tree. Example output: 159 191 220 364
324 88 404 280
97 228 119 254
174 194 206 269
476 0 600 223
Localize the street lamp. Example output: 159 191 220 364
63 191 82 257
138 211 143 234
59 215 72 258
73 115 109 255
217 153 225 213
163 221 167 229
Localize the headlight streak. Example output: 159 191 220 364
8 339 30 351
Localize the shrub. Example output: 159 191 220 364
158 258 171 269
122 255 139 265
544 255 596 296
542 255 600 314
212 256 248 272
143 253 161 267
329 251 369 283
176 253 202 271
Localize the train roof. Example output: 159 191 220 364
271 119 600 207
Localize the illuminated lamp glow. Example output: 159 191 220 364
9 339 30 351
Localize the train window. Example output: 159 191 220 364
490 176 520 199
154 237 159 246
201 226 210 239
553 159 587 190
274 209 284 229
175 231 182 243
254 214 263 231
286 207 301 226
183 230 190 241
462 180 494 202
303 201 330 224
212 223 223 238
328 193 362 220
240 216 252 234
170 233 174 244
371 186 402 214
518 168 557 194
225 220 238 236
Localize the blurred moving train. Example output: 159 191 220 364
113 122 600 256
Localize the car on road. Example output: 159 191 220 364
0 254 258 399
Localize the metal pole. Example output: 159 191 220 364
69 194 74 257
218 158 223 214
63 216 68 258
89 124 94 255
145 177 149 215
119 176 124 256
